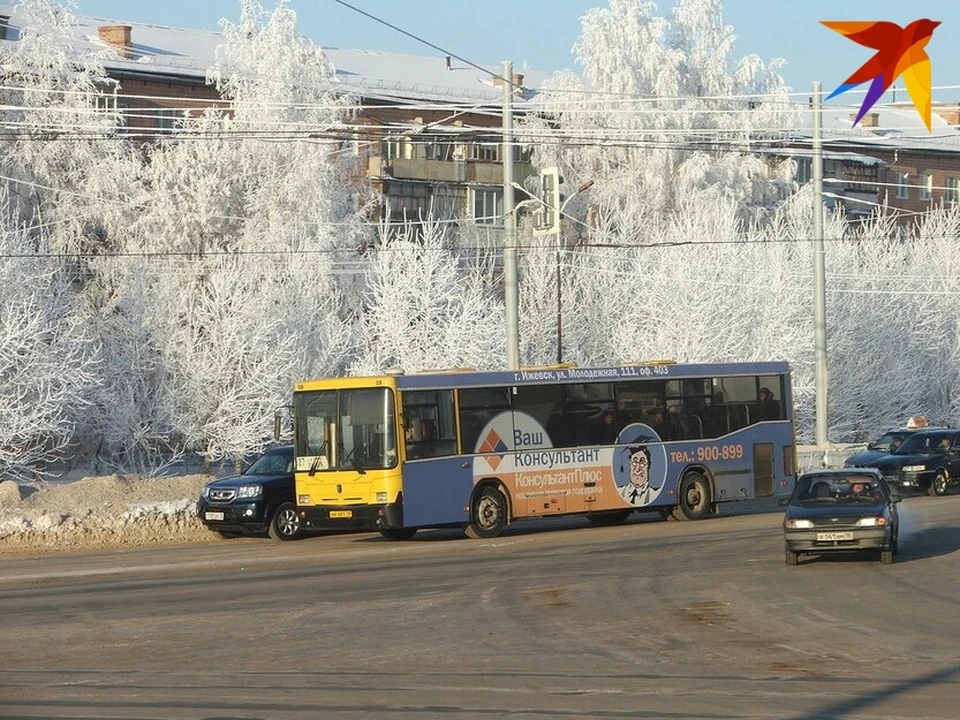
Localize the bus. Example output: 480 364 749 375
288 361 797 540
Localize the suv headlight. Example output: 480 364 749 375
201 485 212 499
236 484 263 499
902 465 926 472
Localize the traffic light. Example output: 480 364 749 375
533 166 561 236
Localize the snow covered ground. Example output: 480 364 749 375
0 473 216 556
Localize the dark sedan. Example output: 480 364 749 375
781 469 900 566
197 445 301 540
871 429 960 496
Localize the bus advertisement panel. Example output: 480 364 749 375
290 361 796 540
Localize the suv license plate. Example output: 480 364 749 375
204 511 225 521
330 510 353 519
817 531 853 541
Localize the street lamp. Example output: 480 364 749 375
555 180 594 363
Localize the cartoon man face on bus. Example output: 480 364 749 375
613 424 666 507
619 446 655 505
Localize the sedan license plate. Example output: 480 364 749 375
817 531 853 541
330 510 353 519
204 511 225 521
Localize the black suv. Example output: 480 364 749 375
844 417 935 468
871 429 960 496
197 445 301 540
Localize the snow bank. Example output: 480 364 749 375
0 473 217 555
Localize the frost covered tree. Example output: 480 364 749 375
523 0 798 229
351 219 504 375
0 199 100 481
86 0 368 467
0 0 124 258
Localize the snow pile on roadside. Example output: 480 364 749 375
0 473 219 555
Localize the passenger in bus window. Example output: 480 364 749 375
758 387 780 420
593 411 617 444
619 445 655 505
649 410 672 440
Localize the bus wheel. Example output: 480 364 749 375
465 486 507 539
379 527 417 541
585 509 632 525
671 472 712 521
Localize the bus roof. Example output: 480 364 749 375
294 361 791 392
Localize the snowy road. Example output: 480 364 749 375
1 495 959 719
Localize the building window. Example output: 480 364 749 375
383 138 413 161
156 108 183 131
946 176 959 204
424 140 455 161
473 188 503 225
895 171 910 200
919 173 933 201
470 142 500 163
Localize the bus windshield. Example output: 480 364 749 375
294 387 397 471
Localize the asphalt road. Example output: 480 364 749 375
1 494 959 720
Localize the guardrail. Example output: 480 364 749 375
797 444 864 472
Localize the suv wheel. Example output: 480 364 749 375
929 470 949 497
269 502 302 541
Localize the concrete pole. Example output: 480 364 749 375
812 81 829 447
502 60 520 371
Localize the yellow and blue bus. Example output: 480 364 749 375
290 361 797 540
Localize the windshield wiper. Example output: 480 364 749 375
340 445 367 475
308 444 326 476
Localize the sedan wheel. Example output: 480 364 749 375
785 549 799 566
880 548 894 565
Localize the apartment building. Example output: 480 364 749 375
787 105 960 224
0 5 544 228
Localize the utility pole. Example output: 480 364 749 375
812 81 829 447
502 60 520 371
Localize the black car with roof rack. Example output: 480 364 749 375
844 416 935 469
870 428 960 496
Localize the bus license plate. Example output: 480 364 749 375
817 531 853 541
330 510 353 519
204 511 225 521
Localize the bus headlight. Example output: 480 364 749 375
376 492 388 502
298 494 311 505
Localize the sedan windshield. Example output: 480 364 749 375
795 475 886 503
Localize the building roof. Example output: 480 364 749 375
794 102 960 156
0 4 549 103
